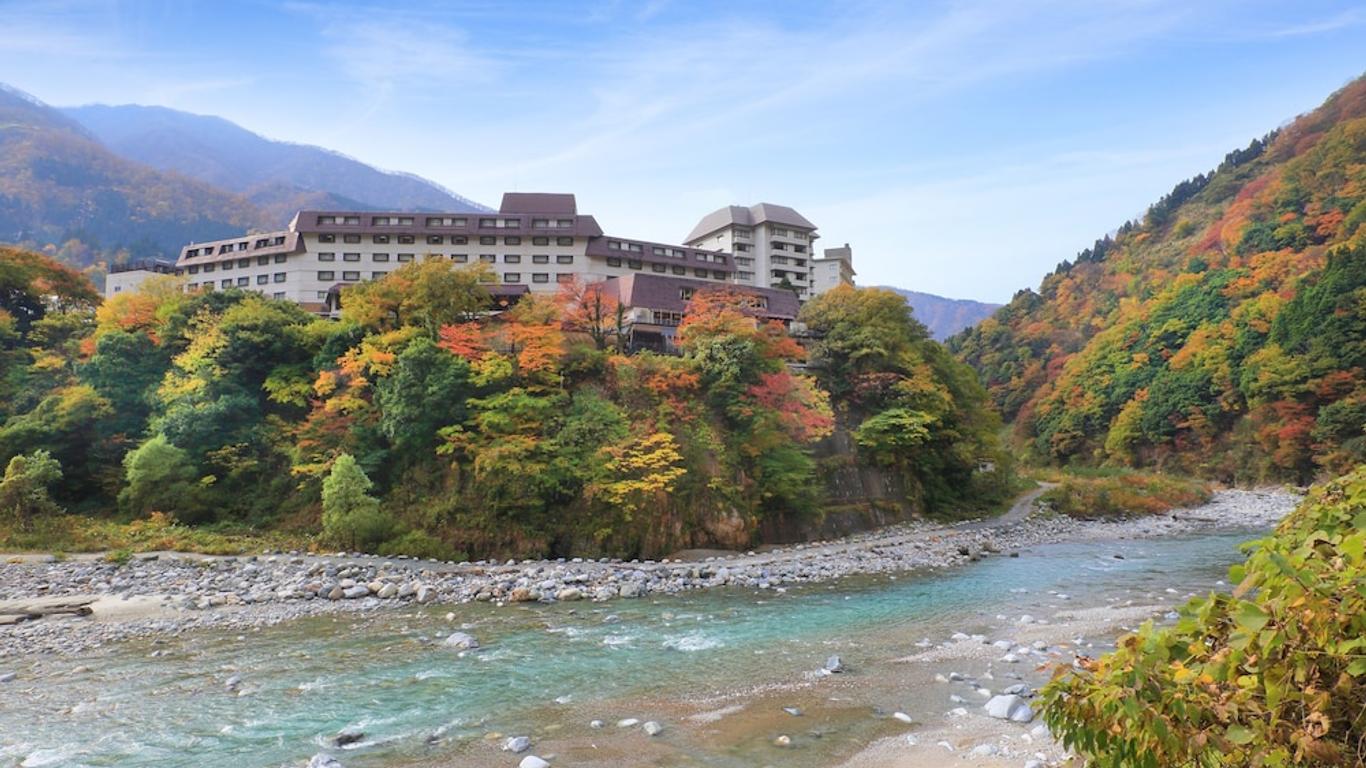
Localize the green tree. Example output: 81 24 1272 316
322 453 391 550
0 450 62 528
375 336 471 462
118 434 203 521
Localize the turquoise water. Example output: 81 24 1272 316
1 528 1266 768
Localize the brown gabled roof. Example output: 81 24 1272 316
602 274 800 321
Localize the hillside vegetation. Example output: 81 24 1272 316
951 74 1366 483
0 250 1010 558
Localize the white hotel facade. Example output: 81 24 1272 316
106 193 855 308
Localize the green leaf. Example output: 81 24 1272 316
1348 658 1366 677
1235 601 1270 633
1226 724 1255 745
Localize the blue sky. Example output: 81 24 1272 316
2 0 1363 302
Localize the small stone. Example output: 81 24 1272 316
416 585 436 603
444 632 479 650
642 720 663 736
519 757 550 768
556 587 583 601
376 583 398 599
589 720 604 729
617 718 640 728
0 672 15 683
892 711 913 724
823 655 845 673
782 706 802 716
984 694 1034 723
504 736 531 753
308 754 344 768
970 743 998 757
334 726 365 746
774 734 792 747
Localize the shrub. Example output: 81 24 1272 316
1042 467 1366 766
1039 471 1211 518
321 454 393 551
0 450 63 528
119 434 204 521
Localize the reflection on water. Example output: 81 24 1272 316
0 529 1265 768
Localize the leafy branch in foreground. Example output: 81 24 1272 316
1041 466 1366 767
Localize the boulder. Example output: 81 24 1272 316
519 757 550 768
416 585 436 604
376 583 398 599
508 587 534 602
556 587 583 602
334 726 365 746
983 694 1034 723
642 720 663 736
444 632 479 650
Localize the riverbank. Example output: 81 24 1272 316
0 487 1297 660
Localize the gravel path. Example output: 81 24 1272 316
0 486 1298 658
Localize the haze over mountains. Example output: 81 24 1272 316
878 287 1000 340
0 83 485 265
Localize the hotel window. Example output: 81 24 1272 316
319 252 336 261
373 253 390 262
451 254 468 263
736 271 754 281
186 249 198 258
237 242 248 251
556 273 574 284
479 235 496 245
556 219 574 228
398 234 415 244
672 265 686 275
714 255 727 264
373 234 389 244
479 254 495 263
343 216 361 225
222 261 233 271
504 254 520 264
427 235 443 244
736 243 750 252
533 236 549 246
712 270 726 279
397 217 412 225
221 279 232 288
219 245 231 254
238 258 251 268
372 271 388 279
532 273 549 283
188 265 200 274
319 234 336 243
608 241 621 250
274 254 287 263
606 257 622 267
255 239 269 248
627 243 642 253
203 263 216 272
452 218 466 227
532 254 549 264
257 255 270 266
505 236 520 245
273 292 286 299
397 253 414 262
342 271 360 281
318 270 335 281
316 291 328 299
343 253 361 262
652 263 667 273
627 259 642 270
532 218 549 228
273 273 287 283
318 216 337 224
426 217 443 226
694 268 708 278
556 255 574 264
274 236 286 245
343 234 361 244
503 219 519 228
679 288 695 301
478 218 497 227
452 236 468 245
256 275 269 285
556 236 573 246
652 246 666 255
237 276 250 286
503 273 521 283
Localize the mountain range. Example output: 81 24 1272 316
0 83 485 264
878 287 1000 340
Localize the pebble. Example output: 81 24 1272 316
519 757 550 768
504 736 531 753
308 754 344 768
642 720 663 736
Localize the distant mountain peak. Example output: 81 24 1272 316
876 286 1001 340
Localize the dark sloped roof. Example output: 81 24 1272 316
602 274 801 321
499 193 577 215
684 202 817 243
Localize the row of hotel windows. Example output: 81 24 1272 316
604 256 726 279
606 241 727 264
184 254 288 274
315 215 577 229
315 270 576 285
316 253 577 265
185 243 289 259
317 233 578 246
186 273 290 289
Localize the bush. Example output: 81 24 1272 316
1042 467 1366 766
376 529 466 562
0 450 63 528
119 434 203 521
1039 471 1211 518
321 454 393 551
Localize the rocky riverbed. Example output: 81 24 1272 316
0 488 1297 660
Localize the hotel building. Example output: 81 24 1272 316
683 203 820 299
808 243 857 297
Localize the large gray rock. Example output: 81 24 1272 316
415 585 436 603
334 726 365 746
504 735 531 753
983 694 1034 723
443 631 479 650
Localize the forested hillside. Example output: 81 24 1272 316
0 250 1010 558
951 74 1366 483
0 86 268 263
